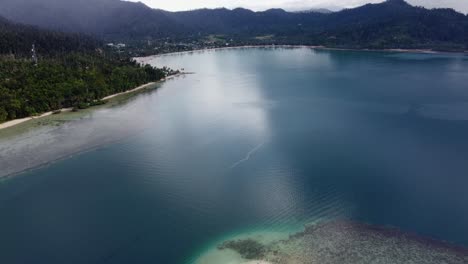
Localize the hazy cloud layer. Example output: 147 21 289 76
129 0 468 13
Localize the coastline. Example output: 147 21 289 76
0 108 73 131
0 72 187 132
135 44 467 62
2 44 464 131
101 81 157 101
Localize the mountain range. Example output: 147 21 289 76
0 0 467 50
294 8 334 14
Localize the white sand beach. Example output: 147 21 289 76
0 82 156 131
0 72 188 131
101 72 186 100
101 82 157 100
0 108 73 130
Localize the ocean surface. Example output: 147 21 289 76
1 47 468 263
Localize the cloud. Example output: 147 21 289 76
131 0 468 13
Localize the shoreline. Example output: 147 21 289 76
0 108 74 131
3 44 465 131
135 44 467 61
101 81 157 101
0 72 187 131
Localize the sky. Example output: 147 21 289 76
128 0 468 13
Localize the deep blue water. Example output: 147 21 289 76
1 48 468 263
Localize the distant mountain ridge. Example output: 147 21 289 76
1 0 467 50
294 8 334 14
0 0 185 38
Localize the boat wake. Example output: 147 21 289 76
231 142 266 169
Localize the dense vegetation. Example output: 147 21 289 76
0 54 166 122
1 0 467 51
0 16 99 57
313 0 468 50
0 16 167 123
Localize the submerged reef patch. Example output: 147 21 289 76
218 239 266 260
217 221 468 264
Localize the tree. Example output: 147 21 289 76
0 107 7 122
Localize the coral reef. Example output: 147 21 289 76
218 239 266 260
218 221 468 264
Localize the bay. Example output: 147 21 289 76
1 47 468 263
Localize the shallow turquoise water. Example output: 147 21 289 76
1 48 468 263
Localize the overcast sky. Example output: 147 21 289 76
128 0 468 13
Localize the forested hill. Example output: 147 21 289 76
1 0 467 50
0 15 100 57
313 0 468 50
0 0 187 39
